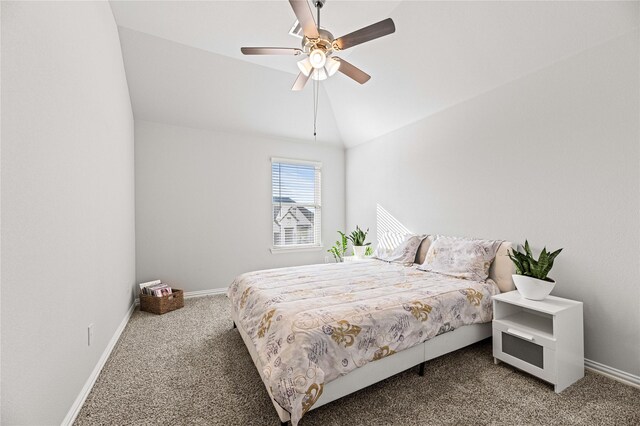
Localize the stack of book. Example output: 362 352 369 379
139 280 172 297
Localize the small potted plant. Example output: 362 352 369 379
347 226 371 258
327 231 348 262
508 240 562 300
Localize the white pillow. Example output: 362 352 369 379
418 235 503 282
374 234 426 264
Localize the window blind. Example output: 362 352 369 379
272 158 322 249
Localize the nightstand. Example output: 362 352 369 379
492 291 584 393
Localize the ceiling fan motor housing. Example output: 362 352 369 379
302 28 334 55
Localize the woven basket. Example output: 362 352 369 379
140 288 184 315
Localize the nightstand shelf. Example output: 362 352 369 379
492 291 584 393
498 311 554 340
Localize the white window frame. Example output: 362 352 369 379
270 157 323 253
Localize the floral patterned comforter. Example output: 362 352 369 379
227 260 499 425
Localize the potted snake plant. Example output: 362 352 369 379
508 240 562 300
347 226 371 258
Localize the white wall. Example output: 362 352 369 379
135 120 345 292
1 2 135 424
346 31 640 377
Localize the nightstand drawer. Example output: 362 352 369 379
493 325 556 383
493 320 556 350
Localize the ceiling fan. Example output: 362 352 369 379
241 0 396 91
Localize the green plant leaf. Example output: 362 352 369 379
535 249 550 280
524 240 533 258
508 250 524 274
548 248 563 263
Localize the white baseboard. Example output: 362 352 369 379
183 287 228 299
134 287 228 305
585 358 640 389
61 303 135 426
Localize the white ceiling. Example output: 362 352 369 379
118 27 342 144
111 1 639 147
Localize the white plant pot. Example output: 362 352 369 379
512 274 556 300
353 246 367 258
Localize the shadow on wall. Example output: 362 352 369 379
376 204 411 246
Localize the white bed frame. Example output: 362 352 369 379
231 240 514 424
232 307 491 424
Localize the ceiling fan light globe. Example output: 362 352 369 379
297 58 313 77
311 67 328 81
309 49 327 69
325 56 340 77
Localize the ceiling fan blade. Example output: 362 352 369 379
292 72 310 91
289 0 319 39
241 47 302 55
334 57 371 84
333 18 395 51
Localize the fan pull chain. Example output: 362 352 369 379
313 78 319 141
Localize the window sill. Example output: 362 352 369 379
270 245 324 254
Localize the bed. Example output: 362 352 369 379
227 238 515 425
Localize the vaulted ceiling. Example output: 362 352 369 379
111 1 639 147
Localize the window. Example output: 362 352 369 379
272 158 322 250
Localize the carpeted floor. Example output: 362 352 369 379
76 296 640 425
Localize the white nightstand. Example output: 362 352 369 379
492 291 584 393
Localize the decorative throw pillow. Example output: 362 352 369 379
417 236 503 282
374 234 426 264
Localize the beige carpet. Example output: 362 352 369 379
75 296 640 425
